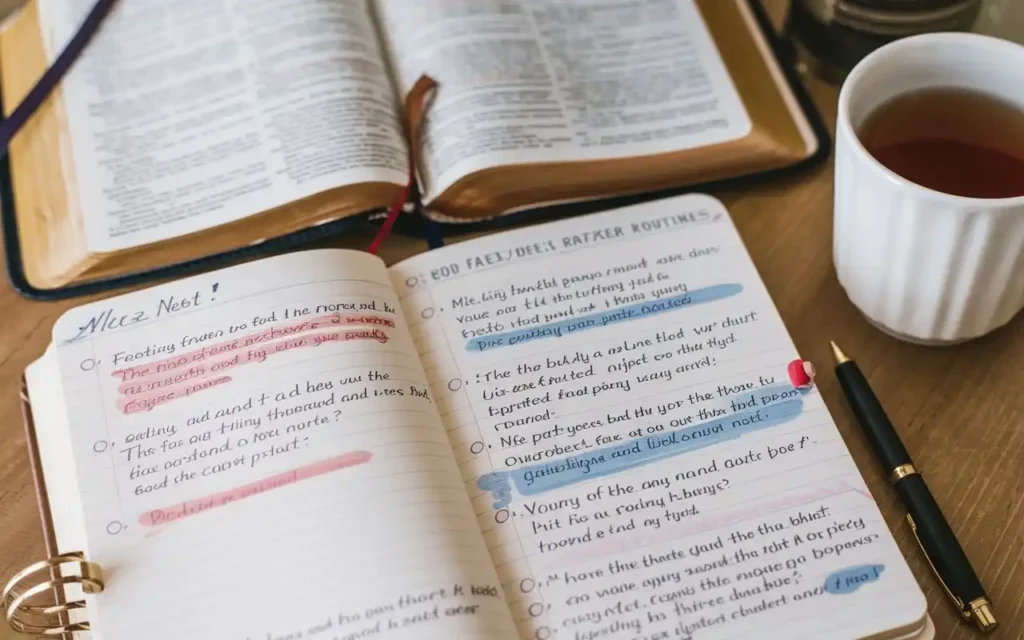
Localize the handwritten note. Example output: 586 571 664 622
49 250 516 640
392 194 927 639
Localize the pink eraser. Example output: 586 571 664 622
788 359 816 389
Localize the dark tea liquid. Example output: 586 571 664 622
858 88 1024 199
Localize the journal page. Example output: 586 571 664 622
391 195 927 639
48 250 517 640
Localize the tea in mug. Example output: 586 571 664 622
858 87 1024 199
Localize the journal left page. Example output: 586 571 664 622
39 250 518 640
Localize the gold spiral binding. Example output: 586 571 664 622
2 552 104 638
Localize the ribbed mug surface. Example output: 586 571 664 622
833 33 1024 343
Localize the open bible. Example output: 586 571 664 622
0 0 824 294
9 195 933 640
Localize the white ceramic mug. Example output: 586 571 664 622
833 32 1024 344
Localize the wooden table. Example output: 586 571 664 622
1 5 1022 640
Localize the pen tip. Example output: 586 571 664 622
830 341 850 365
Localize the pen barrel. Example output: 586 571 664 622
896 475 987 606
834 362 912 471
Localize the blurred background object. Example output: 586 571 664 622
974 0 1024 43
786 0 983 82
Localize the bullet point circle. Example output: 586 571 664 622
106 521 125 535
80 359 97 371
495 509 510 524
448 378 463 391
536 627 551 640
520 578 536 593
405 276 419 288
528 603 544 617
470 441 485 455
93 441 109 453
421 308 435 319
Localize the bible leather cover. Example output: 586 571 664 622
0 0 829 300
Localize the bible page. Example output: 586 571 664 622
47 250 518 640
374 0 752 199
390 195 928 640
38 0 409 252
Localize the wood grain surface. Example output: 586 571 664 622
1 1 1022 638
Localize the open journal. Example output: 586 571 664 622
10 195 933 640
0 0 822 292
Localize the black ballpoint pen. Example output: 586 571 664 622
830 341 998 634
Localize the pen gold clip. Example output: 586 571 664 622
905 514 966 616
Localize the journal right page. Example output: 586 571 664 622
391 194 928 640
